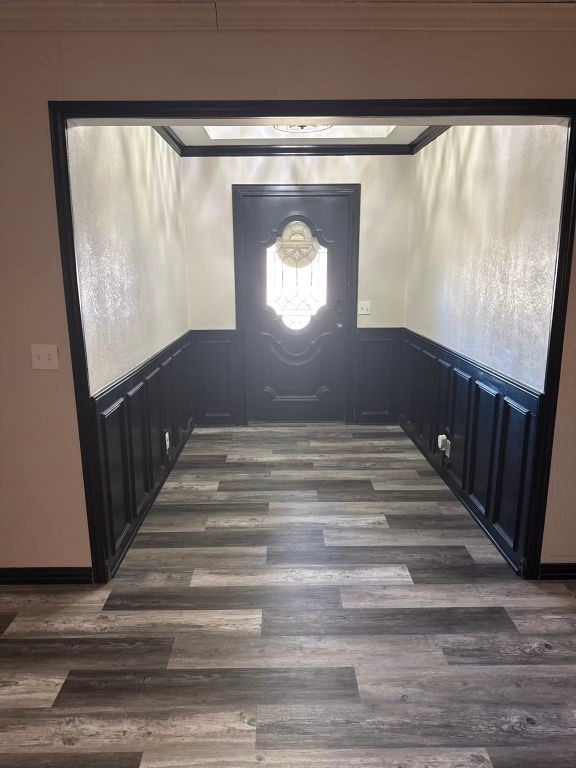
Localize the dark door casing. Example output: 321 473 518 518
233 185 360 423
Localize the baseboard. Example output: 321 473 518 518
538 563 576 580
0 567 94 585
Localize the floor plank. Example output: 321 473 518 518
54 667 359 710
262 607 517 636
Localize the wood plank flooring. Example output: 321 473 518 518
2 423 576 766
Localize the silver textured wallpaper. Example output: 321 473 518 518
406 124 567 391
67 126 189 394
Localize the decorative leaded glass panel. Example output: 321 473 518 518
266 220 328 330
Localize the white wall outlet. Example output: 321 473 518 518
164 431 171 452
31 344 59 370
358 300 372 315
437 434 448 452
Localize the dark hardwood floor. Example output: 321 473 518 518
1 424 576 766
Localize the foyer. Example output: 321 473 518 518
1 423 576 765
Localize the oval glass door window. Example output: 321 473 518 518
266 220 328 330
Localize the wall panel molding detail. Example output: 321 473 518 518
398 329 540 572
93 333 195 578
353 328 402 424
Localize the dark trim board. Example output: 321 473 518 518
154 125 450 157
0 568 94 585
49 99 576 583
539 563 576 580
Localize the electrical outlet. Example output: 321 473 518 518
358 300 372 315
164 431 171 452
31 344 59 370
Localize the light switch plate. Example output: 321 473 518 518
31 344 59 370
358 300 372 315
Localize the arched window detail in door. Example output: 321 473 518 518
266 220 328 330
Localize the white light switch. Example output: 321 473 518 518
31 344 59 370
358 300 372 315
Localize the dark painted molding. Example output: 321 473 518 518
0 568 94 585
398 328 541 574
154 124 450 157
190 330 242 426
539 563 576 580
153 126 184 156
353 328 403 423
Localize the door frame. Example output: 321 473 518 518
232 183 361 425
49 99 576 581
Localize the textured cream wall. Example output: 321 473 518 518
181 154 412 329
68 126 188 394
406 125 567 392
1 30 576 568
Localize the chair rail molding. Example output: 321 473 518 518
3 1 576 32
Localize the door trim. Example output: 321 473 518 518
48 99 576 581
232 184 361 424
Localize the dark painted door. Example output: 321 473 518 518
233 185 360 422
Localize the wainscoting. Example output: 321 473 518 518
398 330 541 573
93 332 195 578
2 326 539 584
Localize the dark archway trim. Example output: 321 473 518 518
48 99 576 581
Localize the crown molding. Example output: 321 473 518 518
2 1 576 32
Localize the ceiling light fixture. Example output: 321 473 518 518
272 124 333 134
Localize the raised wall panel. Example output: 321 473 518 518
353 330 399 423
192 331 241 425
98 398 131 554
435 358 452 443
418 349 437 451
126 382 149 518
448 368 472 489
145 367 163 486
492 397 532 551
467 381 499 518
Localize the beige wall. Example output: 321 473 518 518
1 30 576 568
68 125 188 394
406 125 567 392
182 154 412 329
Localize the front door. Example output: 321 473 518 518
233 185 360 422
